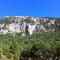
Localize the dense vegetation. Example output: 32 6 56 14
0 32 60 60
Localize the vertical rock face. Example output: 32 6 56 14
0 16 58 35
55 19 60 32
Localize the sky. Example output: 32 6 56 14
0 0 60 18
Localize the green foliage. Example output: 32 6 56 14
0 32 60 60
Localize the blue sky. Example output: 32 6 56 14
0 0 60 17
